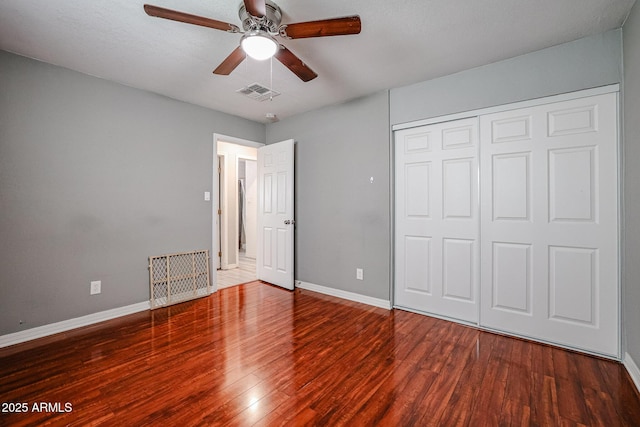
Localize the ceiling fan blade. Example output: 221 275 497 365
281 16 361 39
213 47 246 75
243 0 266 18
144 4 239 32
275 46 318 82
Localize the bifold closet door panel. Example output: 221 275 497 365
479 92 619 357
394 117 479 323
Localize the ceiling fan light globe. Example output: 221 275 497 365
241 32 278 60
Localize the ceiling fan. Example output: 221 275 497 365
143 0 362 82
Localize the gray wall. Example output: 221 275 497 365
0 51 264 335
1 25 632 346
624 1 640 363
266 30 625 312
266 91 391 301
391 29 623 126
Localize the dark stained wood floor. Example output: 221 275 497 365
1 281 639 426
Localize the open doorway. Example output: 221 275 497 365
211 134 263 289
212 134 295 291
215 138 259 289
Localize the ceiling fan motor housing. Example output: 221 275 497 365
239 0 282 34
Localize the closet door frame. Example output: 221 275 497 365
391 84 621 359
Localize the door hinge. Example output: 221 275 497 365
218 209 222 215
218 251 222 258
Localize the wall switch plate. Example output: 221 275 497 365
356 268 363 280
90 280 101 295
204 191 211 201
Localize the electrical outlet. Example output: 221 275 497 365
90 280 101 295
356 268 363 280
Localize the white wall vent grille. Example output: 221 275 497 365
149 250 211 309
236 83 280 102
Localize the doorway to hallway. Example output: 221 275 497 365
215 136 260 289
212 135 295 291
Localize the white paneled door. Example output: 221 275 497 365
257 139 295 290
394 89 619 357
394 118 480 323
480 93 619 357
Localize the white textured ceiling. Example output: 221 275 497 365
0 0 635 123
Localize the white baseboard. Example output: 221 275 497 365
624 352 640 395
296 280 391 310
0 301 150 349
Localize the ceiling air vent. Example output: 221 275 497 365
236 83 280 102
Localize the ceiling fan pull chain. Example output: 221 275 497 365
270 55 274 101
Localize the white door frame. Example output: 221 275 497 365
217 154 224 270
212 133 264 292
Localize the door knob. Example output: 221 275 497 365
284 220 295 225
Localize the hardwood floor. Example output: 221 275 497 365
1 281 639 426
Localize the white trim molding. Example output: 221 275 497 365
295 281 392 310
392 84 620 131
624 352 640 394
0 301 150 349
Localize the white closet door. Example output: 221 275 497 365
480 92 618 357
394 117 479 323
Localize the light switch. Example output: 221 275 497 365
90 280 101 295
204 191 211 201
